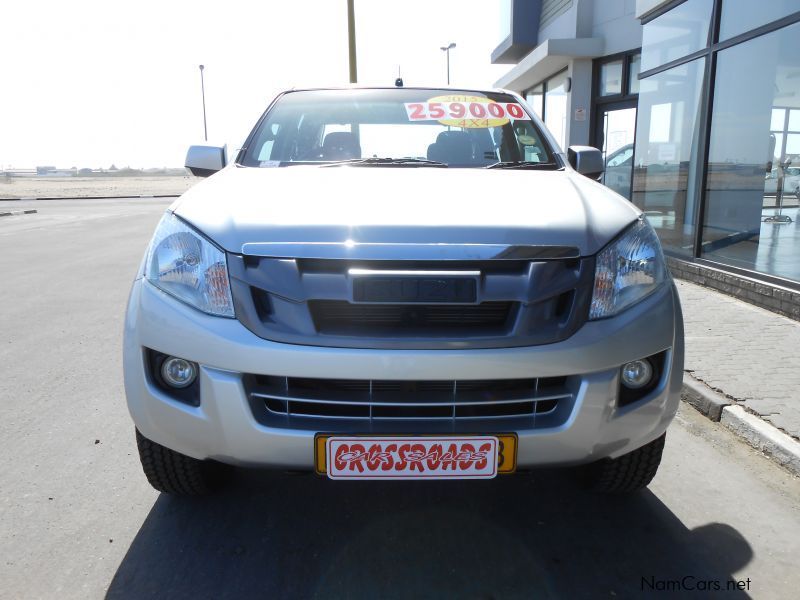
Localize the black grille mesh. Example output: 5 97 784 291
309 300 514 334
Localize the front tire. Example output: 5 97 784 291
135 429 229 496
586 433 666 493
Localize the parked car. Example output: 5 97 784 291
603 143 634 198
124 87 684 495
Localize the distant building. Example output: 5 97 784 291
35 166 77 176
1 169 36 177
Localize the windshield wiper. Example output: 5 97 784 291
322 157 448 168
485 161 560 170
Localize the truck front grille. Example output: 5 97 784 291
228 256 595 349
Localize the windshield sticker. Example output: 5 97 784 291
259 160 281 168
404 95 530 128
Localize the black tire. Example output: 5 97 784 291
135 429 229 496
586 433 666 494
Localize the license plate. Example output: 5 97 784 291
315 434 517 480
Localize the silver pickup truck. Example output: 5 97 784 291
123 87 683 495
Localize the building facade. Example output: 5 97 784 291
493 0 800 316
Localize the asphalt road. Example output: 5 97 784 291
1 198 799 599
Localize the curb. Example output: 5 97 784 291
0 209 37 217
720 405 800 476
681 375 800 477
681 376 730 421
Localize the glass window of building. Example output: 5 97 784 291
544 70 569 150
593 51 641 200
701 21 800 282
628 53 641 94
632 58 705 254
599 60 623 96
599 108 638 198
525 72 568 150
720 0 800 41
525 84 544 119
640 0 713 72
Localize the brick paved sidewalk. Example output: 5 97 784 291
677 280 800 440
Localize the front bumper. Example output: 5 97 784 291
123 278 684 469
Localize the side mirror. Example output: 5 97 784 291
185 144 227 177
568 146 604 180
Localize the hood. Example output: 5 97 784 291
171 165 641 257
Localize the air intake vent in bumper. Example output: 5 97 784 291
244 374 576 432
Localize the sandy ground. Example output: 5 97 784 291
0 176 199 198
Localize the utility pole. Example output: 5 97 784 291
199 65 208 141
347 0 357 83
440 43 456 85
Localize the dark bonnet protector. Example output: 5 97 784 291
240 241 580 261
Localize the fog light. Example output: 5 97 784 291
160 356 197 388
621 359 653 389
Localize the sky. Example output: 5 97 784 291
0 0 513 169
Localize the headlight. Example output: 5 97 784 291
145 212 235 317
589 218 667 320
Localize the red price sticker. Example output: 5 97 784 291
405 96 530 128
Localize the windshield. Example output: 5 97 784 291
240 88 558 168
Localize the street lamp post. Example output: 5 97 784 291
347 0 357 83
199 65 208 142
440 42 456 85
